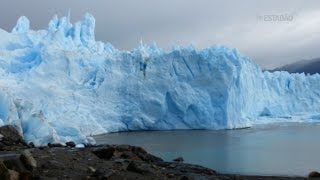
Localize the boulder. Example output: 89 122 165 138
126 161 153 174
0 160 20 180
20 150 37 171
309 171 320 178
93 168 114 179
42 160 65 170
131 146 162 162
92 146 116 160
87 166 96 173
3 158 26 172
48 143 64 148
27 142 35 148
5 170 19 180
173 157 184 162
0 125 24 146
66 141 76 147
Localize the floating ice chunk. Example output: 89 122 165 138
76 144 85 148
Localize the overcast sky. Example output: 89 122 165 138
0 0 320 68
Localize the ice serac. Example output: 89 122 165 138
12 16 30 33
0 14 320 146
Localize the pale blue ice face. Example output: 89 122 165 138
0 14 320 146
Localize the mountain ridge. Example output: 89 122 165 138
271 58 320 75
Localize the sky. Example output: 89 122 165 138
0 0 320 69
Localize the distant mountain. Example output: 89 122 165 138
271 58 320 75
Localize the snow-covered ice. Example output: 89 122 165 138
0 14 320 146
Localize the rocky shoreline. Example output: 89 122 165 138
0 125 314 179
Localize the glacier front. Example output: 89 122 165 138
0 14 320 146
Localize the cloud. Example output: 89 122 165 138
0 0 320 68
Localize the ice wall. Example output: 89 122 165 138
0 14 319 146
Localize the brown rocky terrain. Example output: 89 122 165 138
0 125 313 179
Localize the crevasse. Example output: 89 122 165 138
0 14 319 146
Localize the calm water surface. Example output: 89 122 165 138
95 123 320 176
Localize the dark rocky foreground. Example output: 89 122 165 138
0 125 314 180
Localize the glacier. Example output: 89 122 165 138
0 14 320 146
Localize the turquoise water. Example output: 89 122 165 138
95 123 320 176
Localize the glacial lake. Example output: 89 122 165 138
95 122 320 177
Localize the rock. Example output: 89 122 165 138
27 142 34 148
0 125 24 145
309 171 320 178
0 142 5 150
92 146 116 160
173 157 184 162
131 146 163 162
38 146 47 150
0 161 20 180
181 164 216 175
48 143 64 148
19 171 33 180
116 144 131 151
42 160 65 170
120 151 134 159
93 168 114 179
156 161 216 176
66 141 76 147
3 158 26 172
20 150 37 171
114 159 130 165
6 170 19 180
87 166 96 173
126 161 152 174
180 176 189 180
131 146 147 154
180 169 187 173
0 133 4 140
167 173 175 178
135 152 152 162
0 161 8 175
